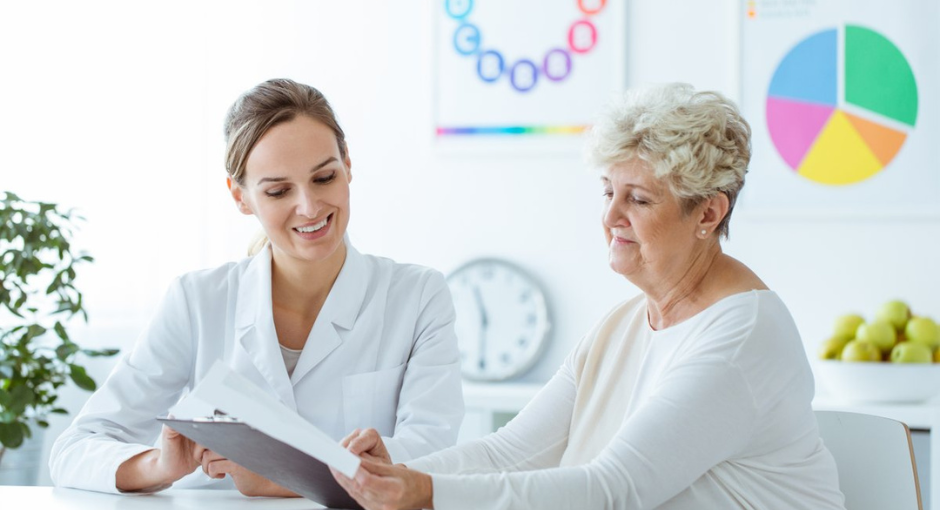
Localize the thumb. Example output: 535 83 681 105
163 424 180 439
359 458 397 476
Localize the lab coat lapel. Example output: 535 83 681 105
233 245 297 410
290 241 370 385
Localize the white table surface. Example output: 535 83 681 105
0 487 335 509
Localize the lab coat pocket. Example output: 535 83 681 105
342 363 406 435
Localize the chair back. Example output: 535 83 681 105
815 410 922 510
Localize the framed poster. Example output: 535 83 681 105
432 0 628 154
739 0 940 217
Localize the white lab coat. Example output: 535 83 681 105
49 241 464 494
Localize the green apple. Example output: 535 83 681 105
876 300 911 331
905 316 940 350
818 336 849 360
832 314 865 341
855 321 897 353
841 340 882 362
890 342 932 363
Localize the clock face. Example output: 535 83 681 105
446 258 551 381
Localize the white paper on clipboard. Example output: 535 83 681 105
168 361 360 478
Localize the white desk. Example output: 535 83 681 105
0 487 328 509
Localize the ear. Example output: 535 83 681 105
343 144 353 184
228 177 254 216
697 192 730 238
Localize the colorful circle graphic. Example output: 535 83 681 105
766 25 918 185
444 0 606 93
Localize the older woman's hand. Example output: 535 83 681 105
342 428 392 464
331 459 433 510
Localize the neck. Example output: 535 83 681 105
644 241 723 330
270 242 348 316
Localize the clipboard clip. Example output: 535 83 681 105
192 409 240 423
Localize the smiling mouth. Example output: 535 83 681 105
294 214 332 233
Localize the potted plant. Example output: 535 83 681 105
0 191 117 481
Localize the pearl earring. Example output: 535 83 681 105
700 230 707 236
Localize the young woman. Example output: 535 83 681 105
50 78 464 496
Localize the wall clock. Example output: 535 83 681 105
446 258 551 381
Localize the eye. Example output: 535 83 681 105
602 188 613 199
314 171 337 184
265 188 289 198
629 195 650 206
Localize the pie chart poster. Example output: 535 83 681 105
433 0 627 146
740 0 940 216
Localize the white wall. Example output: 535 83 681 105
3 0 939 485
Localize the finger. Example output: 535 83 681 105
206 459 237 479
201 450 225 475
331 467 375 510
192 443 210 464
340 428 362 448
346 436 376 456
162 424 180 439
354 467 403 504
346 429 380 456
359 458 397 476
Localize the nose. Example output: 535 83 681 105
295 188 321 218
603 196 627 229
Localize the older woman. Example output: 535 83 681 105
331 84 846 509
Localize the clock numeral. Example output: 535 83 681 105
479 267 494 280
526 313 537 326
519 290 531 303
518 336 528 347
501 353 512 365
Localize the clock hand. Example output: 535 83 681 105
473 286 488 329
473 286 488 370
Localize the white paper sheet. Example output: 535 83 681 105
168 361 361 478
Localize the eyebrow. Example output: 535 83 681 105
256 157 340 185
599 177 654 193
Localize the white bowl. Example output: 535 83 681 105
814 360 940 404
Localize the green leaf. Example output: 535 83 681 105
81 348 119 357
53 322 69 342
0 422 24 448
22 325 47 342
9 386 35 414
0 388 9 408
68 365 96 391
36 420 49 428
55 343 79 360
50 408 68 415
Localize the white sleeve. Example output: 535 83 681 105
406 353 577 475
382 271 464 463
427 357 758 510
48 277 196 494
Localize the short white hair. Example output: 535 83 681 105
586 83 751 238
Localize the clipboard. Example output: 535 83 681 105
160 362 363 509
158 416 363 510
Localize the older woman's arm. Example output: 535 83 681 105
423 356 756 510
405 351 579 476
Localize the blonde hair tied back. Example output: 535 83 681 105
223 78 348 256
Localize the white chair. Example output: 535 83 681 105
815 410 922 510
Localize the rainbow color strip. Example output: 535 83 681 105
436 125 588 136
